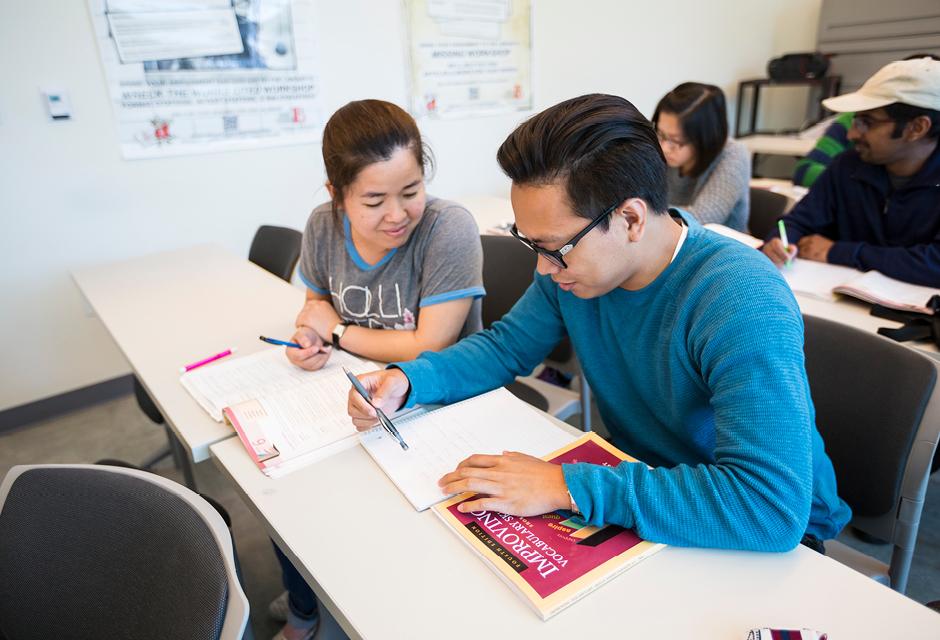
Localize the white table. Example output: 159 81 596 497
797 293 937 355
210 426 940 640
738 135 815 157
72 244 305 465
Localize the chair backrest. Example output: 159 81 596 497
803 315 940 591
249 225 303 282
481 234 536 328
747 187 789 239
0 464 249 640
480 234 571 362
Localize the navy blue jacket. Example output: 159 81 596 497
771 142 940 287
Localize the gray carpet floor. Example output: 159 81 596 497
1 393 938 639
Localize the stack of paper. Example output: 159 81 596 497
181 347 376 477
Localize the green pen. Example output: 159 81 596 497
778 219 792 267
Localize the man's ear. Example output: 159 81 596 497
616 198 648 242
905 115 933 142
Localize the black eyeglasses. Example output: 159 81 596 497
851 114 896 133
656 128 689 149
510 202 618 269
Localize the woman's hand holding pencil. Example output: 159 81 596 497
284 326 333 371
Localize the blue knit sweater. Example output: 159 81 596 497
396 214 851 551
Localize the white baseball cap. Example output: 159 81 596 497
822 57 940 113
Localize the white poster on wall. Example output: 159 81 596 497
406 0 532 119
87 0 324 159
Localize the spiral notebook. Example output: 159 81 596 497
359 388 576 511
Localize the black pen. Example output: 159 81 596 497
343 367 409 451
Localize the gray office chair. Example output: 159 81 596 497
0 464 249 640
481 234 592 430
747 187 790 240
802 314 940 593
249 225 303 282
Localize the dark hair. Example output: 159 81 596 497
885 102 940 139
496 93 667 230
885 54 940 139
652 82 728 177
321 99 434 215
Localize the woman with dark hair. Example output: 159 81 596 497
286 99 484 370
272 99 485 640
653 82 751 231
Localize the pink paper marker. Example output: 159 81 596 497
180 347 237 373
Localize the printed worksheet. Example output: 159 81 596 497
180 346 371 421
361 388 576 510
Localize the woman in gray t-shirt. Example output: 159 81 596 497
286 99 484 371
274 99 484 640
653 83 751 231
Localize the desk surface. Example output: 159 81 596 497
72 244 305 461
738 135 815 157
210 430 940 640
797 293 937 354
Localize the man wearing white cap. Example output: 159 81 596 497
762 56 940 287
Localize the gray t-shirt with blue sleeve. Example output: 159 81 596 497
298 196 485 337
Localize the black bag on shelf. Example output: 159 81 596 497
767 52 830 80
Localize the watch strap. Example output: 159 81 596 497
331 322 347 350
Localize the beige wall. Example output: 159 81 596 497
0 0 822 410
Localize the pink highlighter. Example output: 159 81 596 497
179 347 236 373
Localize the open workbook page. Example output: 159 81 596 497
360 388 576 511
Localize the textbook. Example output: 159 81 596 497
432 432 665 620
180 347 375 477
705 223 940 314
360 388 576 511
781 259 940 314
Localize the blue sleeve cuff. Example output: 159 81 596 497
387 357 443 408
298 271 329 295
562 459 646 531
419 286 486 307
827 241 862 268
562 464 596 524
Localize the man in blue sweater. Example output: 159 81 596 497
349 94 851 552
764 57 940 287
